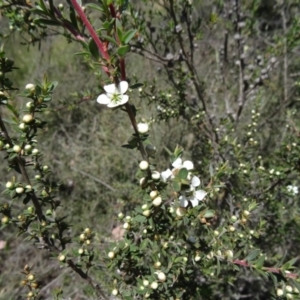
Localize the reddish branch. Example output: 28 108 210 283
233 259 298 279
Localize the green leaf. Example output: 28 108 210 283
85 3 104 12
203 209 215 218
101 35 117 45
88 38 99 60
172 181 181 192
69 6 78 30
39 0 49 13
130 83 143 89
117 45 130 57
245 249 260 262
178 168 188 180
123 29 136 44
35 19 61 26
255 254 265 269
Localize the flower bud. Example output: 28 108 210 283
32 148 39 155
22 114 33 124
13 145 21 153
139 177 148 188
143 209 151 217
58 254 66 262
143 279 149 286
27 274 35 281
157 272 166 282
150 190 159 199
151 171 160 181
276 288 284 297
118 212 124 219
123 222 130 230
25 83 35 92
139 160 149 170
16 187 24 194
286 285 293 293
125 216 131 221
35 175 41 180
19 123 27 131
176 207 186 218
226 250 233 258
231 215 237 222
108 251 115 259
6 181 14 189
145 144 156 156
137 123 149 134
42 165 49 171
79 233 86 241
152 196 162 206
58 3 64 9
1 216 9 224
112 289 118 296
154 261 161 268
150 281 158 289
228 226 235 232
26 101 34 108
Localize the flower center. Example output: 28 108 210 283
111 92 121 103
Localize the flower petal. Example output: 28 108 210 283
179 195 189 207
190 197 199 207
172 158 182 169
195 190 207 201
191 176 200 188
183 160 194 170
161 169 173 182
104 83 117 94
118 81 129 94
97 94 111 105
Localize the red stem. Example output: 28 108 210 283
70 0 110 61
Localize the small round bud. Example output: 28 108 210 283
16 187 24 194
150 190 159 199
27 291 34 298
118 212 124 219
213 230 219 236
228 225 235 232
46 209 52 216
1 216 9 224
151 171 160 181
26 101 33 108
139 160 149 170
22 114 33 124
176 207 186 218
42 165 49 171
58 3 64 9
286 285 293 293
123 222 130 230
152 196 162 206
79 233 86 241
30 281 39 289
125 216 131 221
85 239 91 245
27 206 34 213
243 210 250 217
78 248 84 255
143 209 151 217
24 144 32 151
13 145 21 153
58 254 66 262
35 175 41 180
231 215 237 222
25 83 35 92
150 281 158 289
194 253 201 261
145 144 156 156
6 181 14 189
137 123 149 134
27 274 35 281
139 177 148 188
112 289 118 296
143 279 149 286
19 123 27 131
226 250 233 258
154 261 161 268
142 204 148 210
157 272 166 282
32 148 39 155
108 251 115 259
276 288 284 297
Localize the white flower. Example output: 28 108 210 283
179 176 207 207
172 157 194 170
161 168 173 182
287 185 298 195
161 158 194 182
137 123 149 134
97 81 129 108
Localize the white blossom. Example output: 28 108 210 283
179 176 207 207
287 185 299 195
97 81 129 108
